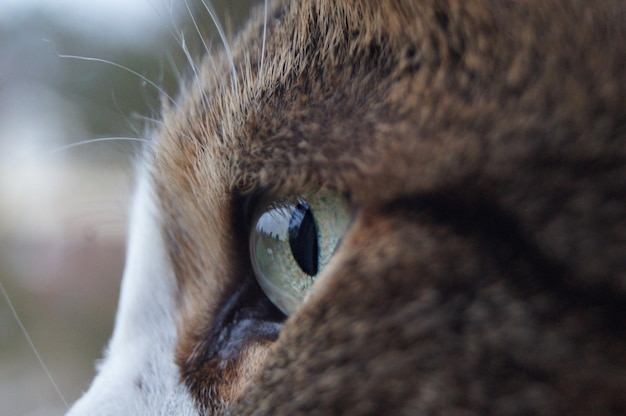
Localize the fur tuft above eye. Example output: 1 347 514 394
249 190 351 315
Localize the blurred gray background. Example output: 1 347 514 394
0 1 258 414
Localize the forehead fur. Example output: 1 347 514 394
157 0 625 194
154 0 624 292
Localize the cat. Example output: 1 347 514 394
66 0 625 414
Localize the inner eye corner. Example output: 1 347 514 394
234 189 265 231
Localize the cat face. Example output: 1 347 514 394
67 0 626 414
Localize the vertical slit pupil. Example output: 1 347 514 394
288 202 319 276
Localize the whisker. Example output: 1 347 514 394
145 0 200 83
198 0 238 90
0 281 69 409
181 34 211 113
49 137 150 155
146 1 212 115
182 0 213 113
165 50 184 84
258 0 268 86
109 92 145 140
58 55 176 106
183 0 211 59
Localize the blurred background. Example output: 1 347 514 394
0 0 258 414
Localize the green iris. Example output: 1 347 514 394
249 190 351 315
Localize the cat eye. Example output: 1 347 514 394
249 190 351 316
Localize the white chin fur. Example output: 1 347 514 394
66 169 197 415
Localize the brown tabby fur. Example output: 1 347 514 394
150 0 625 414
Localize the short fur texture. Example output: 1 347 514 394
69 0 625 415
